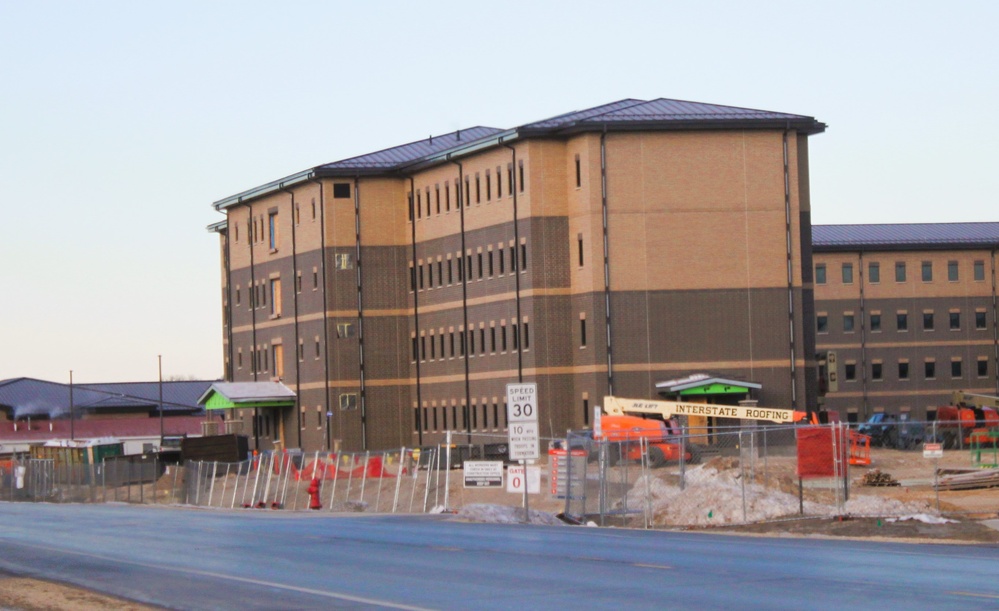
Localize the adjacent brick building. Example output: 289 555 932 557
812 223 999 422
209 98 827 452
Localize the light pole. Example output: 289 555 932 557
158 355 164 445
69 370 74 441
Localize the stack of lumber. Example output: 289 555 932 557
861 469 900 487
935 468 999 491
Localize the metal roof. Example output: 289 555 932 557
656 373 762 393
0 378 212 420
198 381 296 405
813 223 999 252
210 98 824 215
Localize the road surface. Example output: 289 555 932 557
0 503 996 609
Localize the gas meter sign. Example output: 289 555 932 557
506 383 538 423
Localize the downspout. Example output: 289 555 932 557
859 252 868 419
502 141 523 382
279 184 303 449
224 224 234 382
247 204 259 449
782 129 798 409
353 176 368 450
992 248 998 395
600 127 614 396
407 176 424 446
450 157 473 443
307 176 332 452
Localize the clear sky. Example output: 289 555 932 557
2 1 997 384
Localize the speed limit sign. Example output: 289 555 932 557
506 383 539 460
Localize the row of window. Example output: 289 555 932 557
816 260 987 285
237 327 358 375
840 357 990 382
414 402 510 433
413 320 530 362
232 184 352 246
408 162 525 221
817 309 989 334
233 254 355 313
412 243 527 291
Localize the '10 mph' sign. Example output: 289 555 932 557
506 383 539 460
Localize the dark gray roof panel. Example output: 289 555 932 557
520 99 647 129
813 223 999 251
318 127 505 171
0 378 212 419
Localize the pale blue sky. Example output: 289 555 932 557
2 1 996 383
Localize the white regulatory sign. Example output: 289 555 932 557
506 383 539 423
508 421 540 460
923 443 943 458
463 461 504 488
506 465 541 494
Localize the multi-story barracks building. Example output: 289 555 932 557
209 98 827 452
812 223 999 422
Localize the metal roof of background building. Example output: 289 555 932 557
317 126 505 172
813 223 999 252
0 378 212 420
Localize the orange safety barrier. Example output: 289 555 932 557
298 454 396 480
848 431 871 466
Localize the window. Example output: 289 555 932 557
445 183 450 211
475 174 481 203
816 315 828 333
974 260 985 281
269 278 281 317
437 261 443 286
501 325 507 352
235 287 241 306
507 164 514 196
897 312 908 331
435 185 441 214
477 252 483 279
815 264 826 285
311 200 316 220
486 172 491 201
420 336 426 361
429 333 435 359
409 264 416 291
520 244 527 271
418 264 424 290
272 344 284 378
949 312 960 330
895 262 906 282
268 211 278 250
574 155 581 188
842 263 853 284
498 247 505 274
976 310 987 330
294 204 300 225
448 259 453 284
870 313 881 332
518 160 524 192
490 326 496 352
844 363 856 381
339 393 357 410
578 235 584 267
923 311 934 331
512 323 519 350
315 338 321 359
871 362 883 381
868 262 880 284
921 261 933 282
335 253 353 270
411 336 418 361
313 269 318 290
898 361 909 380
580 317 587 347
951 359 962 378
843 313 855 333
479 328 485 354
336 322 355 338
333 183 351 199
426 189 431 217
488 251 494 276
496 166 502 197
464 177 470 206
979 359 989 377
924 361 936 379
427 262 433 288
296 272 302 293
298 339 304 362
948 261 959 282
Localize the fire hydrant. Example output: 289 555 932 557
307 477 322 510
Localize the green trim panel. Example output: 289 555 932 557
680 383 751 396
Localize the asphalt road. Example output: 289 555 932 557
0 503 997 610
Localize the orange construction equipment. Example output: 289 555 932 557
848 430 871 466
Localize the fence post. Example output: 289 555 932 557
739 430 748 523
392 448 406 513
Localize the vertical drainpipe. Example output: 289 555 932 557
782 129 798 409
223 221 234 382
502 141 523 382
279 184 303 449
307 176 332 451
600 128 614 396
450 157 473 443
353 177 368 450
407 176 423 446
992 248 998 395
246 202 260 449
859 252 868 418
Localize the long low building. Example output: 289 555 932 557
812 223 999 421
209 98 827 453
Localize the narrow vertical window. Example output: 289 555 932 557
523 322 529 349
488 251 494 276
445 183 450 211
580 318 587 347
574 154 581 187
518 160 524 192
475 174 481 203
948 261 959 282
895 262 906 282
268 211 278 250
974 260 985 281
416 192 421 219
501 325 507 352
435 186 441 214
520 244 527 270
477 253 483 279
578 235 584 266
425 188 431 217
486 172 491 201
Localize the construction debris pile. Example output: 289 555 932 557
861 469 900 487
936 468 999 491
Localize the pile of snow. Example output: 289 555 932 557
454 503 564 526
618 464 932 526
887 514 957 525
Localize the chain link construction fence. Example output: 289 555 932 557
1 423 996 527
